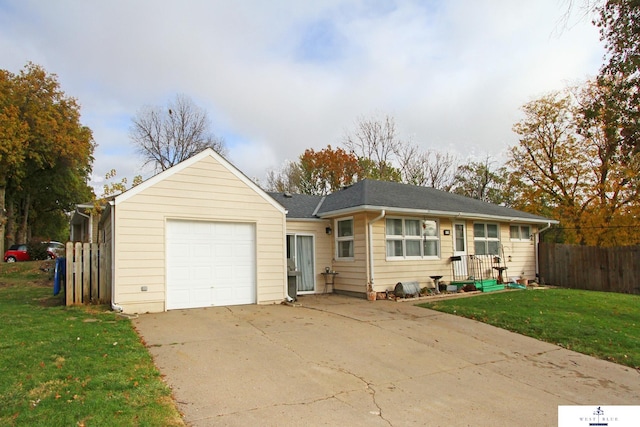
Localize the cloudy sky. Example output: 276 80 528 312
1 0 604 191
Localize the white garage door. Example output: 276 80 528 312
166 220 256 309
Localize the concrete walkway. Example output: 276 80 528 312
133 294 640 426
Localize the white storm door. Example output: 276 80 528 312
453 222 468 279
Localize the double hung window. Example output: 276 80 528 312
336 218 354 259
386 218 439 259
473 223 500 255
510 225 531 241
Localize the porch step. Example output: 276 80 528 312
476 279 505 293
449 279 505 293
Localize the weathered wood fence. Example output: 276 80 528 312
64 242 110 305
538 243 640 294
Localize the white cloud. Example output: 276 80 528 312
0 0 604 190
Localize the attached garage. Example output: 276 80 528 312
166 220 256 309
100 148 287 314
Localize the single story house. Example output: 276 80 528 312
81 148 556 313
270 179 557 298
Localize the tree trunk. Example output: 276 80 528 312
17 194 29 244
0 186 5 256
5 201 15 247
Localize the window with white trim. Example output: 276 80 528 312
473 223 500 255
510 225 531 241
386 218 439 259
336 218 354 259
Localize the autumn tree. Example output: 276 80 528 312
297 145 362 195
510 82 640 246
0 63 95 251
0 70 28 255
575 79 640 245
130 94 226 172
594 0 640 155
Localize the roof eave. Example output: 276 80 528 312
284 217 328 222
318 205 558 224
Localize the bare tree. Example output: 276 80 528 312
265 160 304 193
342 113 402 181
398 143 458 190
130 94 226 171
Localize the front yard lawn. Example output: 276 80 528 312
419 288 640 369
0 261 183 426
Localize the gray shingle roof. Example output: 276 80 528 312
270 180 555 223
268 192 323 219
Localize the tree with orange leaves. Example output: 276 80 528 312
298 145 362 195
510 80 640 246
0 63 95 249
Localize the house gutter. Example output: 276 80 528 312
320 205 556 225
534 222 552 281
368 210 385 290
108 200 123 313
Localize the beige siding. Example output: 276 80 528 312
367 217 540 292
500 224 538 281
284 220 334 293
466 221 538 282
370 217 457 292
99 207 113 304
332 213 369 295
112 155 286 313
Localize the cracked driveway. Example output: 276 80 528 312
133 294 640 426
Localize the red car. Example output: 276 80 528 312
3 244 56 262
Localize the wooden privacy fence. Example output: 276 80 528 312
64 242 110 305
538 243 640 294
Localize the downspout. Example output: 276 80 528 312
368 210 385 290
109 201 123 313
534 222 552 282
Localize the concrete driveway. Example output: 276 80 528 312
133 294 640 426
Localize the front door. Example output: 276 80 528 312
286 234 315 293
453 222 468 280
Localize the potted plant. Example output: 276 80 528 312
367 283 376 301
518 272 528 286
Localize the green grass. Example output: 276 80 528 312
418 288 640 369
0 262 183 426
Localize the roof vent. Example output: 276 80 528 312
283 192 292 198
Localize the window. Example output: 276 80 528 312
510 225 531 241
473 223 500 255
336 218 354 259
386 218 439 259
